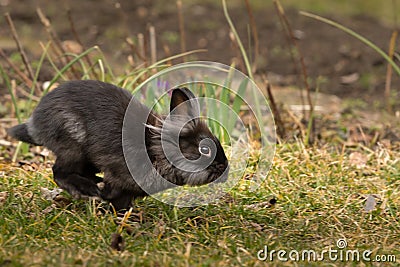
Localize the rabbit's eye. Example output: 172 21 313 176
199 145 211 157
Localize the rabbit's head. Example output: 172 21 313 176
146 88 229 187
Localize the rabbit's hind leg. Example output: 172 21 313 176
52 158 101 199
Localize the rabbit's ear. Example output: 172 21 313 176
170 88 200 118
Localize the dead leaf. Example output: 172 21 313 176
40 187 63 201
0 139 12 146
39 148 50 157
340 73 360 84
245 197 277 210
293 30 305 40
42 204 56 214
364 194 377 212
0 191 8 206
249 222 264 232
53 195 72 208
349 152 368 169
42 81 59 92
153 220 166 238
19 161 39 171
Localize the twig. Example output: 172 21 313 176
262 75 285 139
149 26 157 65
0 60 40 101
16 86 41 101
229 31 245 72
11 79 17 118
274 1 313 117
67 9 83 46
300 11 400 77
385 30 398 113
0 62 21 123
127 54 135 67
286 107 306 139
162 43 172 65
0 118 19 123
37 7 80 79
273 2 305 113
4 13 41 93
126 37 147 62
36 9 63 60
244 0 260 73
222 0 264 139
176 0 187 62
67 8 99 80
0 48 33 88
137 33 146 66
222 0 253 79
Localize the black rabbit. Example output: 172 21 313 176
7 80 229 210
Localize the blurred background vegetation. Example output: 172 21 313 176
0 0 398 105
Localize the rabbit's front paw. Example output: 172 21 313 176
54 173 101 199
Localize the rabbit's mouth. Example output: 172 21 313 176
210 159 229 183
184 160 229 186
208 165 229 184
214 165 229 183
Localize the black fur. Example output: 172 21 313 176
7 123 41 146
7 80 229 210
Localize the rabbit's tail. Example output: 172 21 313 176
7 123 41 146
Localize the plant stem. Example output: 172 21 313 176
222 0 264 140
300 11 400 77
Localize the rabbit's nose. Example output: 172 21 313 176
217 163 225 171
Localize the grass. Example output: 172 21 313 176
0 142 399 266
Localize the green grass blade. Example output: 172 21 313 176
219 93 230 143
222 0 252 80
121 65 170 92
232 78 248 115
300 11 400 77
205 82 218 135
129 50 207 95
222 0 264 139
223 63 235 89
97 58 105 82
1 63 25 161
94 47 115 81
26 42 52 112
145 80 156 108
225 78 248 135
44 46 99 95
147 49 207 70
219 83 230 139
0 63 21 123
63 52 91 80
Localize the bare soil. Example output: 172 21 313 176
0 0 399 105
